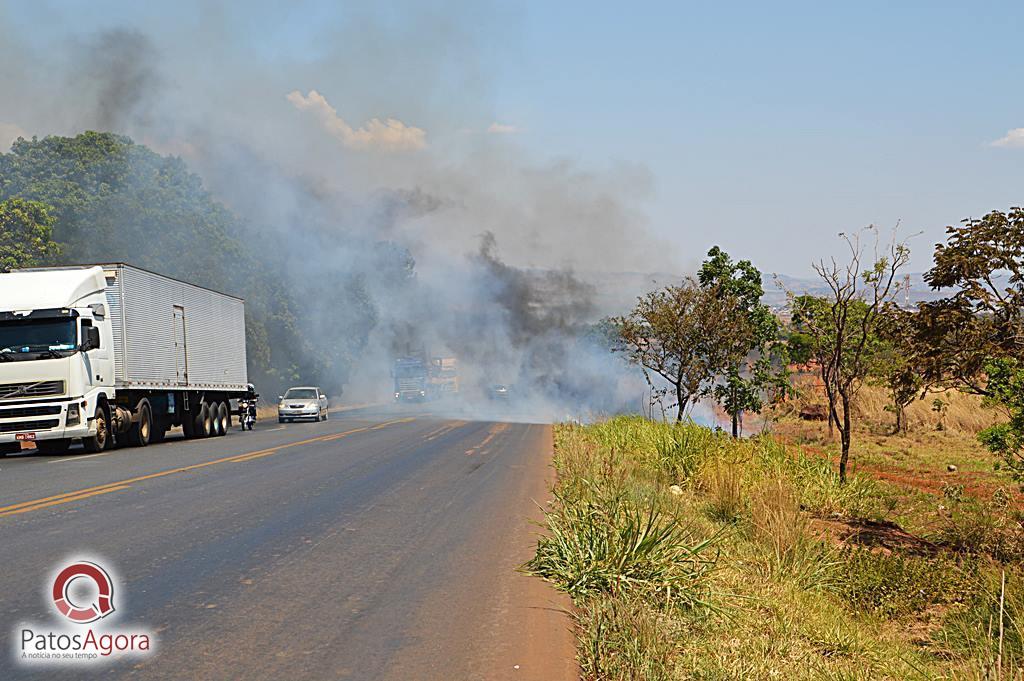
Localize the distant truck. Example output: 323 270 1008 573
393 357 427 402
428 357 459 398
392 355 459 402
0 264 248 455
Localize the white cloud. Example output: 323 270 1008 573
487 122 519 134
0 122 27 149
990 128 1024 148
286 90 426 152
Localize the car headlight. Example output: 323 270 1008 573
66 403 80 426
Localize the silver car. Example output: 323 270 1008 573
278 387 329 423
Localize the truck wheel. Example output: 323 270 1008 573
197 403 213 438
210 402 224 436
36 439 71 455
216 402 230 436
126 399 153 447
83 405 111 453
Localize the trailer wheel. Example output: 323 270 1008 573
127 399 153 447
83 404 111 453
210 401 224 436
216 402 230 436
197 403 213 438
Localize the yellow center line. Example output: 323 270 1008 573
0 417 417 515
0 486 131 518
424 420 468 441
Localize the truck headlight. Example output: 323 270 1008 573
66 403 80 426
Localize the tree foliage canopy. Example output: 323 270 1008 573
0 197 60 271
613 279 750 421
698 246 783 435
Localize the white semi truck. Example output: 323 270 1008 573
0 264 248 455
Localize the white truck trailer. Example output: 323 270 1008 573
0 264 248 454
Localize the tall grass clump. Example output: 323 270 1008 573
754 435 892 519
749 475 839 591
525 483 719 608
699 459 746 523
577 595 679 681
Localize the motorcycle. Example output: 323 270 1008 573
239 399 257 430
239 384 259 431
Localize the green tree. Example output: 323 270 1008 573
872 305 924 434
0 198 60 271
917 207 1024 478
698 246 783 436
791 228 910 482
613 279 750 421
978 358 1024 480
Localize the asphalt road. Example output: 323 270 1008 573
0 406 577 680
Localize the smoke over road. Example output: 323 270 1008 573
0 2 681 421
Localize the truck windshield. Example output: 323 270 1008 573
395 366 424 378
0 318 77 360
284 389 317 399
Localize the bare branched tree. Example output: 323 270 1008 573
792 227 910 481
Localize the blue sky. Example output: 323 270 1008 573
3 0 1022 275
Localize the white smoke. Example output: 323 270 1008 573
286 90 427 152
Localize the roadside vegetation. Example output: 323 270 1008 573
528 209 1024 679
527 415 1024 680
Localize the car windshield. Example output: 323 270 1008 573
285 389 317 399
0 318 77 359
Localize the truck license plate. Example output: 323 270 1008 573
15 433 36 441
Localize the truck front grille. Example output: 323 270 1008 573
0 380 65 399
0 405 62 418
0 419 59 433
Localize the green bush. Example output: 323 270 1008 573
837 548 971 618
941 565 1024 671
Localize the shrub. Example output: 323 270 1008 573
837 548 972 618
932 496 1024 563
941 565 1024 673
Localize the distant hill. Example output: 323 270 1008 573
575 270 951 319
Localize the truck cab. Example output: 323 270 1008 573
0 267 114 454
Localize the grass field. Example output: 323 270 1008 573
526 407 1024 680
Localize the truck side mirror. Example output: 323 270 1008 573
82 327 101 351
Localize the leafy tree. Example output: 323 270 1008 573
872 305 925 434
698 246 783 436
917 207 1024 394
978 358 1024 480
613 279 750 421
917 207 1024 477
791 228 910 482
0 198 60 271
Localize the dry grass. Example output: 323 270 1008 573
529 416 1024 680
698 459 745 522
